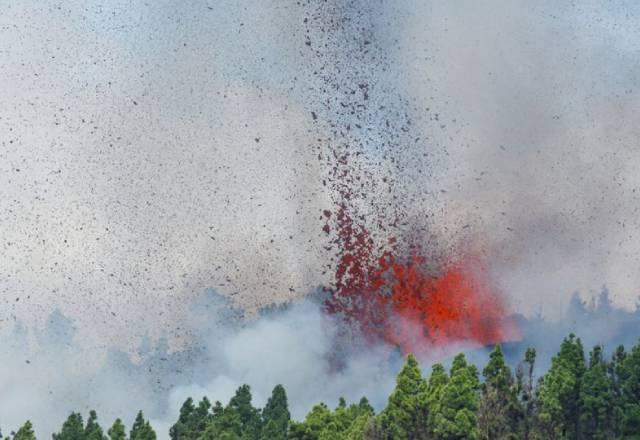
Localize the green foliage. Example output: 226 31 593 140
288 402 335 440
107 419 127 440
379 354 429 439
609 344 627 437
200 385 261 440
425 362 449 437
85 411 106 440
478 345 522 440
621 340 640 438
262 385 290 440
432 353 480 440
536 333 585 439
579 345 615 439
170 397 212 440
288 397 374 440
12 421 36 440
129 411 156 440
46 334 640 440
53 413 85 440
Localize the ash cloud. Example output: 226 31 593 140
383 1 640 315
3 0 638 341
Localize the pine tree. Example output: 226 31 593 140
343 414 371 440
107 419 127 440
425 363 449 438
193 397 213 436
12 421 36 440
579 345 614 439
170 397 195 440
201 386 261 440
339 399 377 440
478 345 522 440
432 353 480 440
380 354 429 439
85 410 106 440
287 396 373 440
262 385 290 440
170 397 212 440
53 413 85 440
129 411 156 440
335 397 375 436
536 334 586 439
227 385 261 439
609 344 627 437
288 403 336 440
621 340 640 437
362 417 386 440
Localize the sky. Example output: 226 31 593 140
2 0 640 350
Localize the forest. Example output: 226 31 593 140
3 333 640 440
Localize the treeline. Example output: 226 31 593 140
4 333 640 439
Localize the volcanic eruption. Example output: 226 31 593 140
319 150 519 355
295 1 520 355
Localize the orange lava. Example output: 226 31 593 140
324 207 519 353
372 253 519 353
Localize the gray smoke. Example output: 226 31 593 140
384 1 640 316
2 288 639 438
0 292 402 438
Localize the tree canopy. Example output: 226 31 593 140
7 334 640 440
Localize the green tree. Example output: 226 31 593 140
12 421 36 440
107 419 127 440
228 385 261 440
288 402 335 440
85 410 106 440
170 397 212 440
621 340 640 438
432 353 480 440
201 386 260 440
288 397 373 440
609 344 627 437
129 411 156 440
425 363 449 438
478 345 522 440
341 400 377 440
380 354 429 439
262 385 290 440
53 413 85 440
536 334 586 439
362 417 386 440
579 345 614 439
342 413 371 440
335 397 375 438
170 397 195 440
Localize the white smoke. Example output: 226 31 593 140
0 295 400 439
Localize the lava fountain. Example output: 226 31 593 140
321 154 519 355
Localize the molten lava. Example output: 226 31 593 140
323 206 519 354
317 125 517 353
